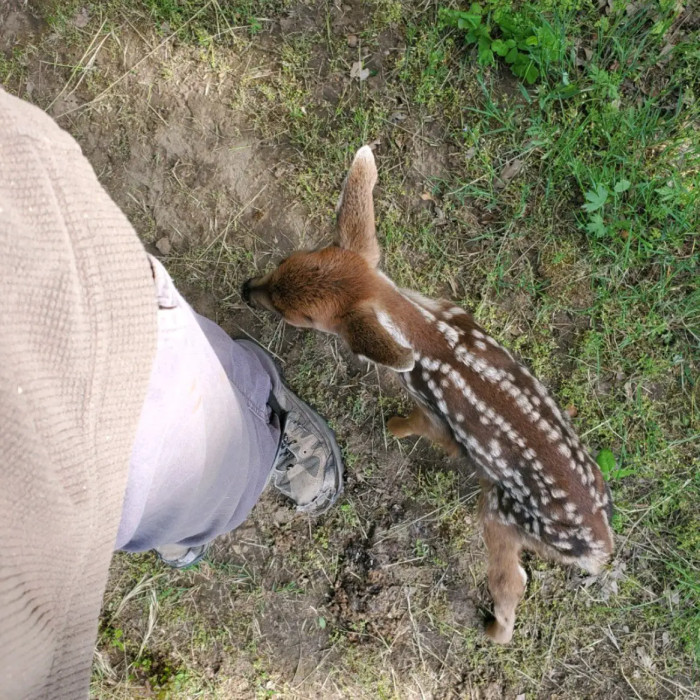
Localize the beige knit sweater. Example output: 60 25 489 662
0 89 157 698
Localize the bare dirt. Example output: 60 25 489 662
1 6 488 695
2 2 696 698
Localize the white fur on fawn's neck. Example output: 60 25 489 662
400 287 448 314
376 309 412 351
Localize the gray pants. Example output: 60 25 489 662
115 257 280 552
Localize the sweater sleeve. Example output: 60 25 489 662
0 88 157 699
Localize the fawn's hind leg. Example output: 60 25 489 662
387 405 460 457
482 510 527 644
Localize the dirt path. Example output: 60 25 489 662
2 2 697 698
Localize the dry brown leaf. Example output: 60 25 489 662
495 158 524 189
350 61 370 81
575 45 594 68
73 8 90 28
501 158 524 181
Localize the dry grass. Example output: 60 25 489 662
1 0 697 697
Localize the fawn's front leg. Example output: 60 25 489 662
387 404 461 457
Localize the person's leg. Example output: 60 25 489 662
116 257 343 565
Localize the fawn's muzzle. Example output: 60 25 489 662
241 276 275 312
241 279 253 305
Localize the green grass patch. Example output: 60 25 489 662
8 0 698 692
407 0 699 662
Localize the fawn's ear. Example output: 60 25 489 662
335 146 380 267
340 305 414 372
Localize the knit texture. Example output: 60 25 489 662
0 89 157 699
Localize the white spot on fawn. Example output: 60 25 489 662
483 366 503 382
437 321 460 348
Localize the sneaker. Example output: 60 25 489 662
155 543 208 569
237 340 344 516
268 383 344 516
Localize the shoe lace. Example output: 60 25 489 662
277 414 318 467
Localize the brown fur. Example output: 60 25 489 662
387 405 461 458
243 146 614 643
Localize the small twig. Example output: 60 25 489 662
289 620 306 687
618 478 691 552
292 647 335 691
202 184 268 256
620 666 644 700
232 324 285 362
109 572 165 625
539 612 563 686
137 587 158 660
579 417 613 438
374 491 478 546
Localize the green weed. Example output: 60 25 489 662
10 0 698 692
440 1 572 83
432 0 699 663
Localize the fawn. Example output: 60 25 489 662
242 146 614 643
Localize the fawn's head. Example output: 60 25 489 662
243 146 415 371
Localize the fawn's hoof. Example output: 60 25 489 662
485 619 514 644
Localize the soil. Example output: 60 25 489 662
0 5 486 694
2 2 695 699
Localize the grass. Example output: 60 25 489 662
2 0 698 696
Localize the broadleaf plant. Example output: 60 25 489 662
440 2 569 84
